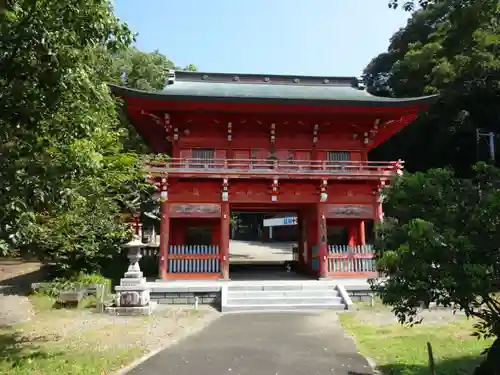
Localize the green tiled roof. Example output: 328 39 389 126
110 71 438 107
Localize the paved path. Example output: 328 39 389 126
127 312 373 375
230 240 295 263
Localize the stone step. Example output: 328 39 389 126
222 303 345 313
226 296 343 306
227 290 340 298
227 284 335 292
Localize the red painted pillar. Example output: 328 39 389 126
220 202 230 280
347 223 357 247
316 204 328 278
299 213 309 271
359 220 366 245
158 199 170 280
376 202 384 222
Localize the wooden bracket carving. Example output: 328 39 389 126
270 178 279 201
270 123 276 143
319 179 328 202
312 123 319 145
140 110 172 140
222 178 229 201
374 181 386 203
227 122 232 142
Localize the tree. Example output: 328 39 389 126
388 0 430 11
387 0 481 11
368 0 500 175
0 0 151 273
111 47 177 92
107 48 197 154
372 164 500 373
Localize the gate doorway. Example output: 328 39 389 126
229 208 311 281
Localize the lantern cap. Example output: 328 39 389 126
124 234 144 248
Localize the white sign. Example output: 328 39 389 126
263 216 297 227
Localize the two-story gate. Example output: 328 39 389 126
111 70 437 280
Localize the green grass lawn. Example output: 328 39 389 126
0 295 210 375
0 296 144 375
339 310 492 375
0 332 139 375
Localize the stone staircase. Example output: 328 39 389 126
221 282 347 313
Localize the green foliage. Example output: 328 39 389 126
108 48 196 154
111 47 177 91
388 0 431 11
36 273 111 298
371 163 500 337
183 63 198 72
369 0 500 175
0 1 154 274
387 0 484 11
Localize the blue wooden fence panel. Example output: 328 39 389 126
168 245 220 273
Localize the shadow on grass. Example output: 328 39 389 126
376 355 484 375
0 326 63 369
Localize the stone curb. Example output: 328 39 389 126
342 325 379 375
112 345 169 375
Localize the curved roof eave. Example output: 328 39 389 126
109 83 439 109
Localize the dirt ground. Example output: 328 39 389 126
0 258 44 326
16 303 219 352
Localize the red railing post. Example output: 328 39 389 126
158 199 170 280
220 202 230 280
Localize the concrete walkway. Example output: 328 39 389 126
126 312 373 375
230 240 295 263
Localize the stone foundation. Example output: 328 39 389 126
106 301 157 316
348 290 374 302
151 291 221 307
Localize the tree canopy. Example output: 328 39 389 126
372 165 500 372
110 47 197 92
371 2 500 372
0 1 150 273
0 1 196 274
369 0 500 175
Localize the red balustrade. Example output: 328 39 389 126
145 158 403 179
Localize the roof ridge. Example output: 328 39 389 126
172 71 360 88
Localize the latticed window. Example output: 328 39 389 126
191 148 215 168
327 151 351 162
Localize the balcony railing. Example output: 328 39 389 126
145 158 403 179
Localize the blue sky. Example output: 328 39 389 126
114 0 410 77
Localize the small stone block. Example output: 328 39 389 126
124 271 144 279
119 278 146 287
105 302 156 316
58 290 84 303
115 284 148 292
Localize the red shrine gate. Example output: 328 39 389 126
111 71 437 280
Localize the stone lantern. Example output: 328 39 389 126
108 234 155 315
